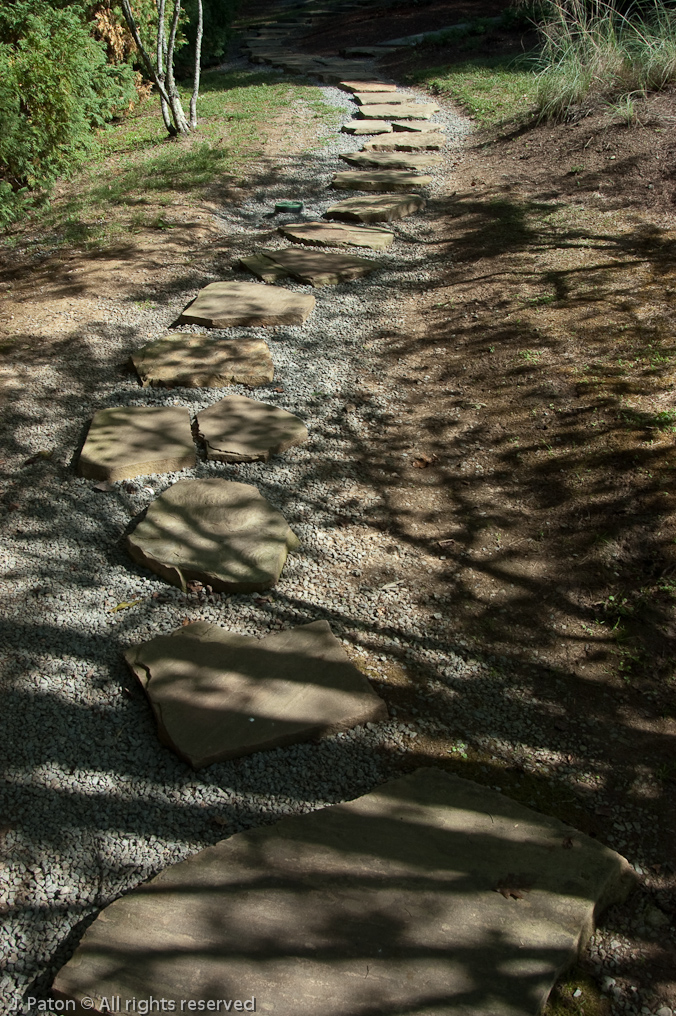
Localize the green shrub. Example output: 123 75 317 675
0 1 136 226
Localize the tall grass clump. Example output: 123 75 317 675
535 0 676 120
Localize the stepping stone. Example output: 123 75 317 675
177 281 315 328
53 769 635 1015
126 478 298 592
331 170 432 193
341 150 443 170
325 193 425 223
123 619 387 768
353 91 412 105
77 406 195 482
341 120 393 135
340 80 398 92
240 247 379 287
279 220 394 251
392 119 445 132
132 334 274 389
363 134 443 152
197 395 308 462
359 102 439 120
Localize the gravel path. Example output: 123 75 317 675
1 67 670 1016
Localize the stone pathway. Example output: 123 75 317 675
14 4 635 1012
54 769 633 1015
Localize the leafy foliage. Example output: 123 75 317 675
0 1 136 226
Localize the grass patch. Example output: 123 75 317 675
1 68 343 250
409 56 538 128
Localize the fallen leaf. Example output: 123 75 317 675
274 387 285 393
494 874 533 900
181 617 191 626
93 481 114 492
438 538 455 548
110 599 142 613
85 669 94 679
413 453 438 469
562 836 575 849
7 502 19 511
23 449 53 466
186 580 203 593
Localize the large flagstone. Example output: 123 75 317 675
123 619 387 768
331 170 432 193
240 247 378 287
77 406 195 482
342 120 393 135
341 150 443 170
325 193 425 223
353 91 412 105
177 281 315 328
363 134 443 152
359 102 439 120
339 80 398 92
126 478 298 593
197 395 308 462
53 768 635 1016
132 334 274 388
392 119 445 132
279 220 394 250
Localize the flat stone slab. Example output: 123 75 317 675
132 334 274 389
341 120 393 135
332 170 432 193
353 91 412 105
279 220 394 251
240 247 378 287
53 768 635 1015
392 119 445 132
126 478 298 593
359 102 439 120
363 133 443 151
77 406 195 482
123 619 387 768
325 193 425 223
197 395 308 462
340 80 398 92
341 150 443 170
177 281 315 328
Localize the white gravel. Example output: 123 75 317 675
0 76 670 1016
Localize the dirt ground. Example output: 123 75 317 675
1 0 675 1009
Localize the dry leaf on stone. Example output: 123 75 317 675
23 449 53 466
494 874 534 900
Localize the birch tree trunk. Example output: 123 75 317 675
165 0 190 134
155 0 172 133
189 0 203 128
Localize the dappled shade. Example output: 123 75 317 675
177 281 316 328
53 769 634 1015
132 334 274 388
124 619 387 767
196 395 308 463
77 406 195 482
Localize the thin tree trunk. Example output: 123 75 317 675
189 0 203 128
165 0 190 134
155 0 172 133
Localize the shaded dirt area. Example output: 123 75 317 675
348 90 676 1008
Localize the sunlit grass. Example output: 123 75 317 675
410 56 538 128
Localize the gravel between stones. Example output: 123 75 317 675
0 77 668 1016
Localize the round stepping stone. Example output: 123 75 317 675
325 193 425 223
341 120 393 135
352 91 412 105
123 619 387 767
279 220 394 250
331 170 432 193
126 478 299 592
240 247 379 286
77 406 195 482
359 102 439 120
53 769 635 1016
392 119 445 132
132 334 274 389
178 281 315 328
341 150 443 170
363 134 443 152
197 395 308 462
339 79 398 92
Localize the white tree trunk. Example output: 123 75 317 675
155 0 172 133
165 0 190 134
189 0 203 128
